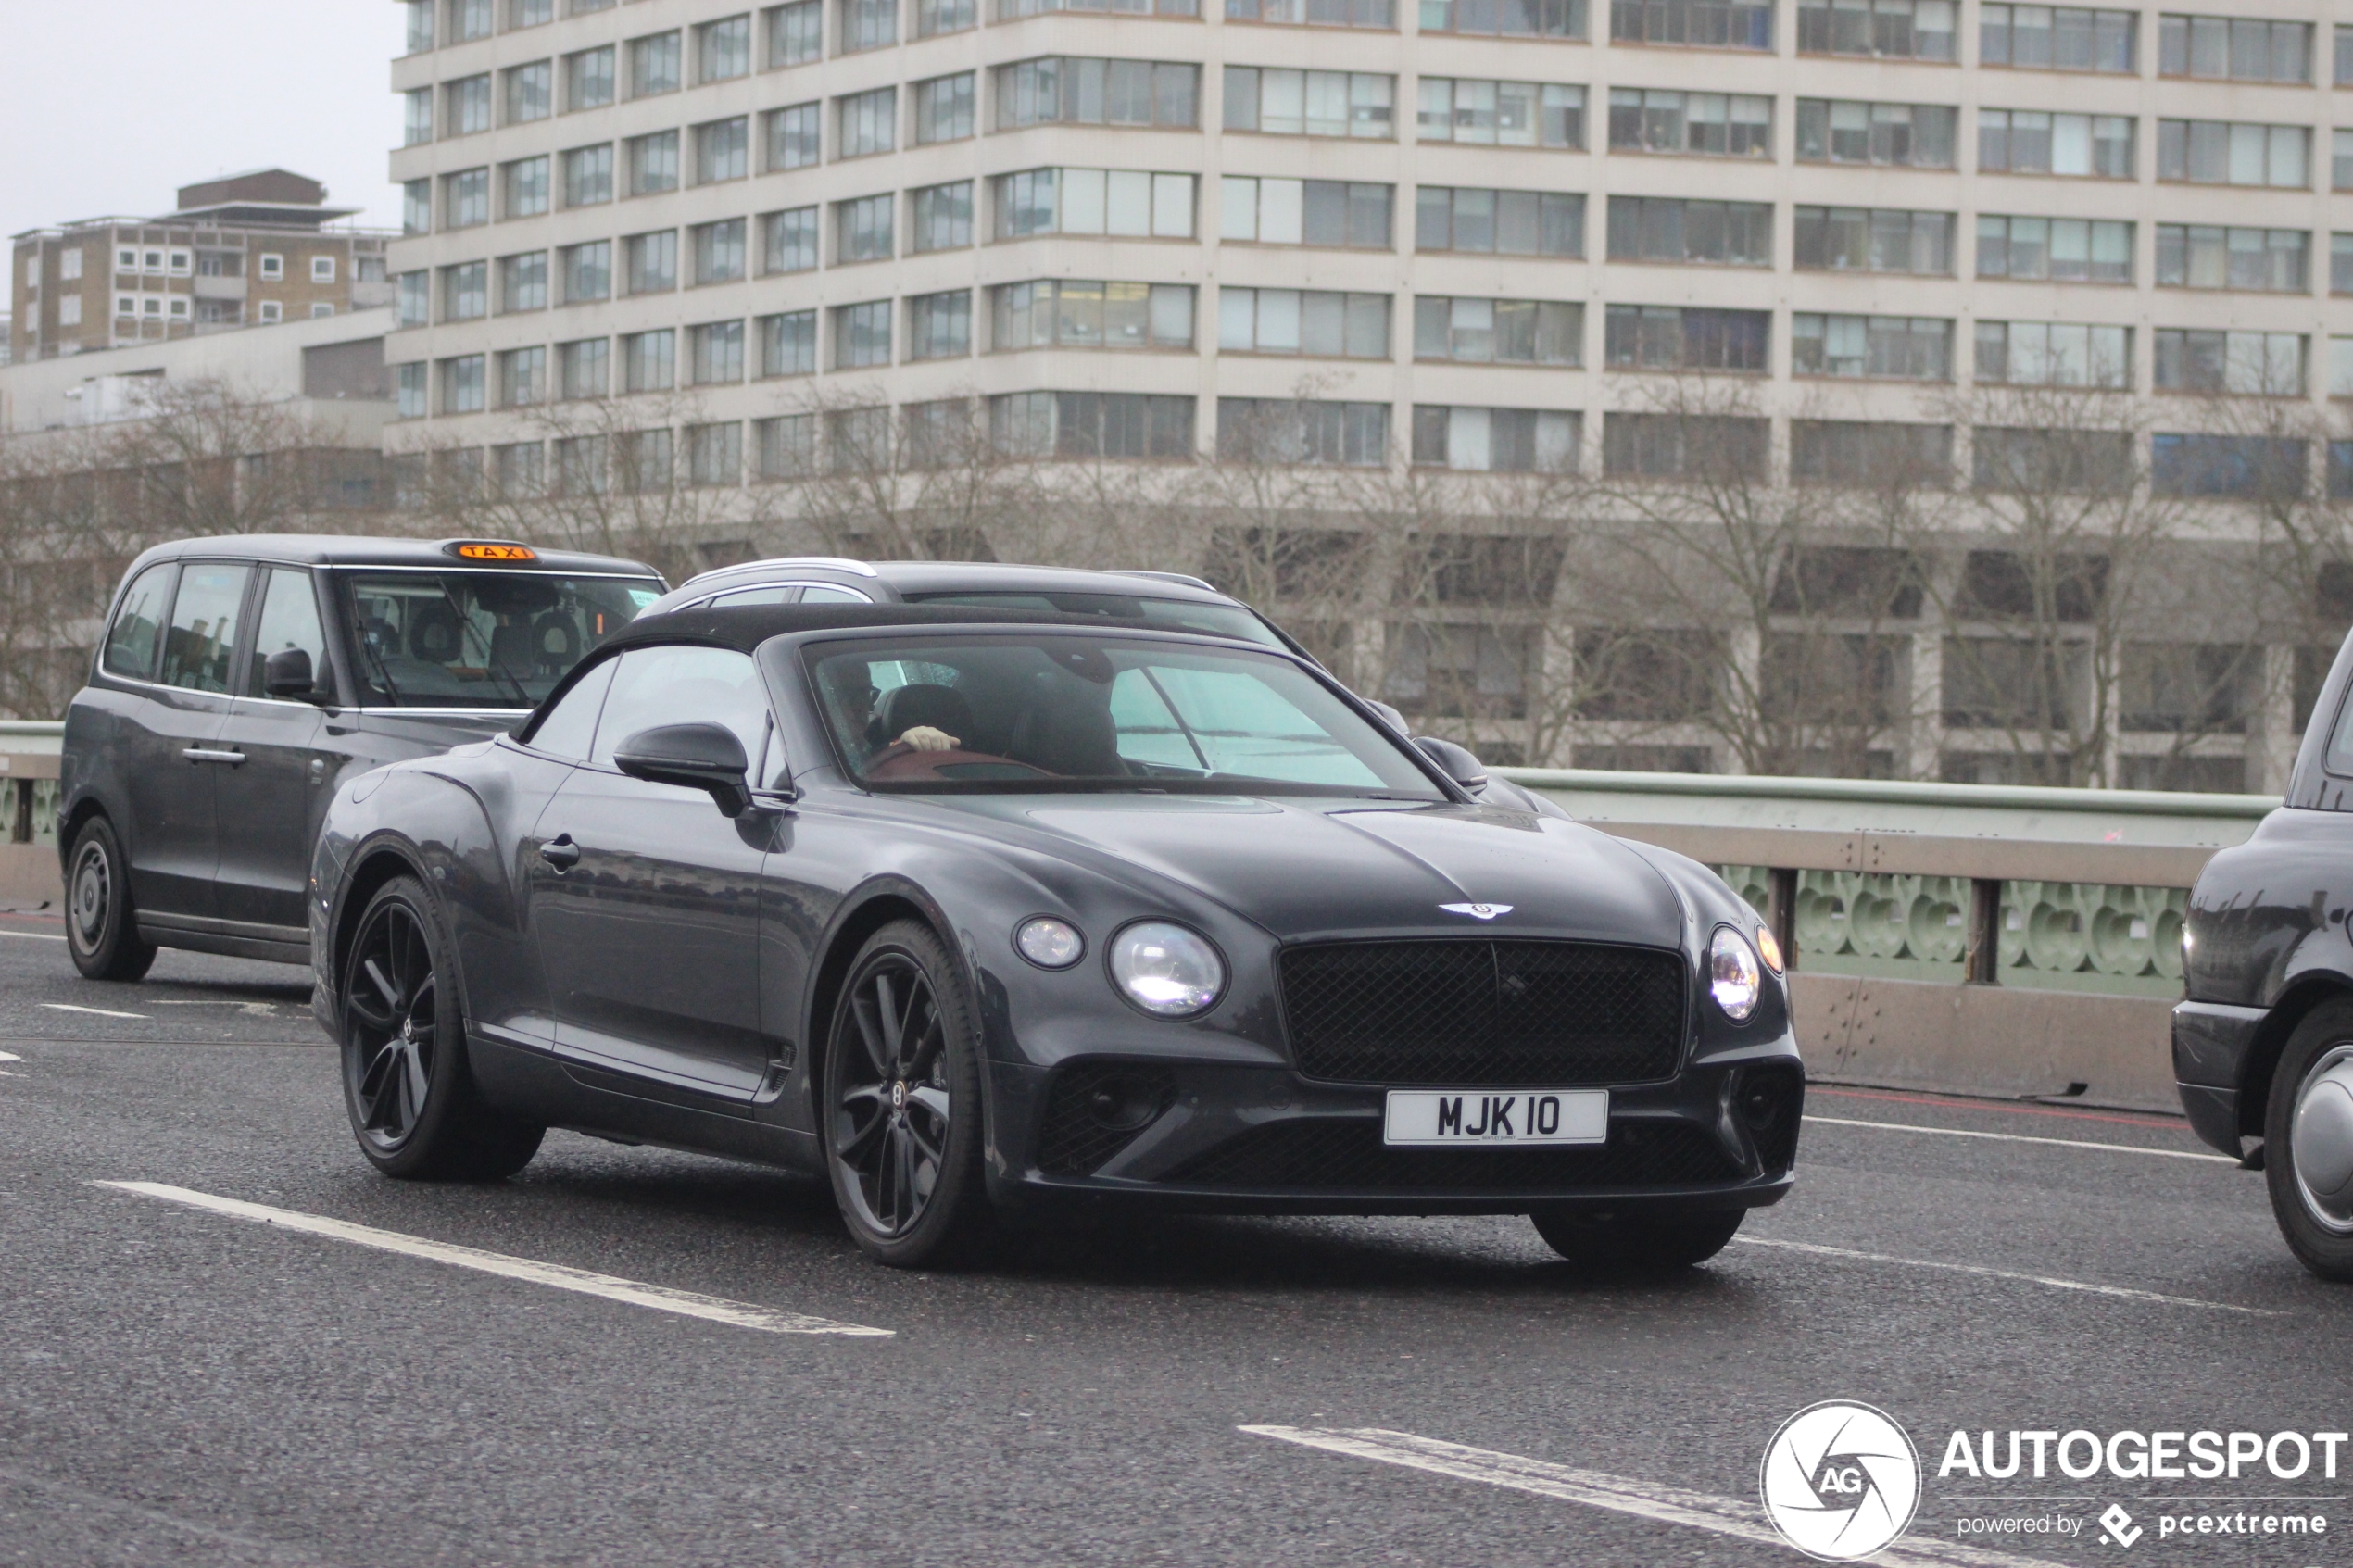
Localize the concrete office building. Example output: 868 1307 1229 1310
384 0 2353 781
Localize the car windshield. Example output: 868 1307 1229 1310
804 634 1444 798
898 590 1286 649
338 571 662 708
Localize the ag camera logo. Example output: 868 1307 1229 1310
1761 1401 1923 1561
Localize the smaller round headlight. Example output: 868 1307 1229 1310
1109 922 1225 1018
1710 925 1763 1022
1755 922 1785 976
1015 917 1085 969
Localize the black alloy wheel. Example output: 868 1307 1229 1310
65 817 157 982
823 920 993 1267
2265 997 2353 1282
1530 1208 1745 1273
340 876 541 1180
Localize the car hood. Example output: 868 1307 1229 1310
922 795 1688 947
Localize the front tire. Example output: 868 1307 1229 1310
65 817 157 982
2264 998 2353 1281
1530 1209 1744 1273
821 920 994 1269
340 875 542 1181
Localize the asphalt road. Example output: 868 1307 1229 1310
5 908 2350 1567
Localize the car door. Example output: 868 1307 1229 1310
125 559 252 925
529 644 780 1101
213 565 333 937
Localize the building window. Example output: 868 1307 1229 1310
560 240 611 301
1603 412 1769 479
627 131 680 195
995 393 1196 459
558 338 609 398
554 435 610 495
562 144 613 206
505 61 553 124
693 220 748 285
1791 314 1952 380
495 442 544 499
1973 320 2132 387
1602 305 1769 371
2155 226 2308 292
397 271 430 327
1604 90 1768 157
761 310 818 376
1795 100 1958 167
908 291 972 360
1605 197 1771 265
1796 207 1955 274
1416 80 1584 147
1791 421 1953 487
914 73 974 144
403 87 434 145
406 0 434 53
1218 289 1390 358
447 75 492 135
396 363 428 419
1416 188 1583 257
1419 0 1580 39
2158 120 2309 187
991 280 1194 350
921 0 977 33
912 182 974 251
2150 433 2307 498
311 256 336 283
699 15 753 81
1413 298 1582 365
445 169 490 228
766 1 823 64
756 414 817 480
630 31 682 95
620 430 673 493
1000 0 1196 15
565 46 615 109
623 329 675 392
1223 68 1390 137
2335 130 2353 192
695 119 749 184
1214 398 1386 465
1411 408 1580 472
511 0 555 26
2159 14 2308 82
688 422 743 486
1218 178 1391 247
499 345 547 407
503 157 550 218
690 320 747 383
2333 337 2353 397
500 250 549 311
443 354 486 413
442 261 489 321
2153 329 2305 395
994 169 1196 238
841 0 898 49
767 103 821 169
824 408 892 473
451 0 493 40
403 179 432 234
764 207 820 272
1610 0 1774 49
1982 4 2136 69
1979 110 2136 178
995 59 1202 130
835 299 892 367
1975 215 2130 282
624 231 677 294
2335 233 2353 295
838 87 896 158
1798 0 1956 57
837 194 894 262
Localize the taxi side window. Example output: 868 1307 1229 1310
246 568 331 699
158 563 252 694
102 563 177 681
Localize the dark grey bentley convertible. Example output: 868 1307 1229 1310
311 603 1802 1270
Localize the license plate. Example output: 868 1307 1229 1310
1382 1089 1609 1147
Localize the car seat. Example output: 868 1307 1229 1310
530 612 580 676
407 601 463 664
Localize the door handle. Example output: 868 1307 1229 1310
538 834 580 872
182 748 246 766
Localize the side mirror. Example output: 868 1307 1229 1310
264 647 326 703
1363 698 1411 736
614 722 752 817
1414 735 1489 795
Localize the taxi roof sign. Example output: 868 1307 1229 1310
443 540 538 563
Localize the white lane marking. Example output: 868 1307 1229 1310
37 1002 148 1020
0 1052 20 1062
94 1181 893 1338
1239 1426 2053 1568
0 928 67 942
1733 1236 2278 1315
152 999 281 1016
1806 1113 2237 1164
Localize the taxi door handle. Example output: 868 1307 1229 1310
182 747 245 766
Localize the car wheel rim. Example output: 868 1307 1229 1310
2292 1043 2353 1235
345 899 438 1153
69 842 110 953
832 953 952 1240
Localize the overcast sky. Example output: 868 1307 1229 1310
2 1 403 248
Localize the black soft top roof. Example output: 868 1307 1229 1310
607 600 1235 658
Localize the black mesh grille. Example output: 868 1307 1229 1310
1164 1117 1737 1192
1278 941 1687 1086
1036 1064 1178 1177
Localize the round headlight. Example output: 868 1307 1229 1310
1755 921 1785 976
1710 925 1763 1022
1109 922 1225 1018
1015 916 1085 969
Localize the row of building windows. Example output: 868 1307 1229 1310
401 0 2353 87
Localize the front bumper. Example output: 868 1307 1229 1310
2172 998 2270 1156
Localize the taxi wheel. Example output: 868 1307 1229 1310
65 818 157 982
1530 1209 1744 1273
2264 998 2353 1282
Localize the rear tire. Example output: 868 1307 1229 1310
1530 1209 1744 1273
340 875 543 1181
65 817 157 982
2264 998 2353 1282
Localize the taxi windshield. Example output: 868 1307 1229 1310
338 571 661 708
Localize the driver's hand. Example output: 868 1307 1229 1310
898 725 959 752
